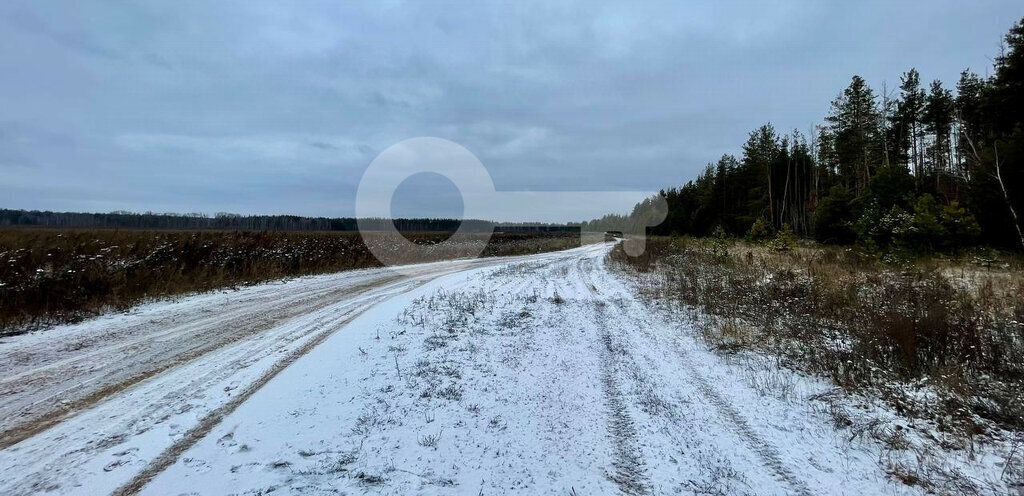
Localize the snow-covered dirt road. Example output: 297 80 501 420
2 243 923 494
0 251 573 495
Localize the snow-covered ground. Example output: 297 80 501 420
0 243 1005 494
0 251 571 495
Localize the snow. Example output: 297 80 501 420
0 243 1009 495
0 252 570 494
137 244 897 494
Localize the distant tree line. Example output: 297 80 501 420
0 209 580 233
632 17 1024 252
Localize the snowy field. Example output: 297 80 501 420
0 243 1009 494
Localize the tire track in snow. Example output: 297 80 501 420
109 279 427 496
598 320 650 495
590 248 811 495
110 250 587 495
583 253 650 496
0 275 404 450
0 248 598 495
673 343 814 496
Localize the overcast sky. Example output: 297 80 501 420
1 1 1020 221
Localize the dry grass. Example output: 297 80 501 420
0 229 579 335
610 236 1024 435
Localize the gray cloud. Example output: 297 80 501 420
0 1 1019 221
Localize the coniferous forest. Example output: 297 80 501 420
636 17 1024 253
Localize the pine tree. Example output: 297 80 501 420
826 75 882 194
741 125 781 227
974 17 1024 249
636 16 1024 251
895 69 925 179
923 80 955 191
988 18 1024 135
955 70 985 180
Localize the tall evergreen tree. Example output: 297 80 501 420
895 69 925 178
955 70 986 180
779 130 814 234
976 17 1024 249
826 75 882 194
987 18 1024 135
923 80 955 192
741 125 781 226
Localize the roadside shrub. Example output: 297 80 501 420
769 223 796 252
856 201 908 250
746 217 775 242
896 194 947 252
940 201 981 249
859 195 983 254
811 186 856 244
868 164 915 210
710 226 731 263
